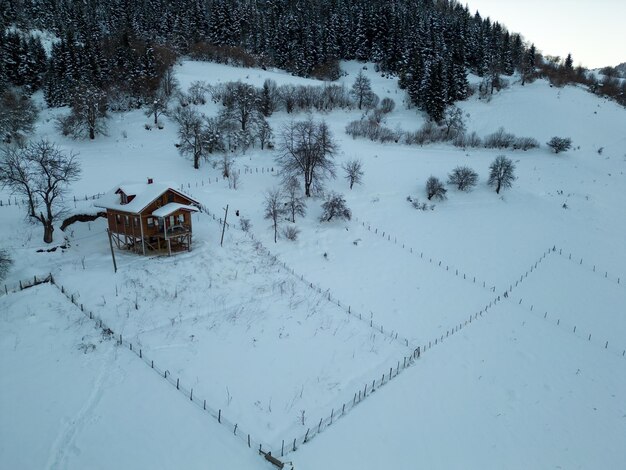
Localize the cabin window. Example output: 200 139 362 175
121 193 128 204
124 215 129 226
115 214 121 224
169 215 176 226
158 218 164 231
178 214 185 224
147 217 154 227
134 217 139 227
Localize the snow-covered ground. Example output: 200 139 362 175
1 59 625 468
0 285 263 470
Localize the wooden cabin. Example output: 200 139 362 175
96 179 199 255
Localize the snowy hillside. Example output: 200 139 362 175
1 60 625 469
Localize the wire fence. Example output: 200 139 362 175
1 273 54 297
49 277 275 458
0 193 105 209
190 201 414 350
177 167 276 193
5 198 620 464
553 246 624 288
353 216 500 294
0 274 276 462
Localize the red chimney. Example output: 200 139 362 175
147 178 153 184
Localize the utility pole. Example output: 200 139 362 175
107 229 117 273
220 204 229 247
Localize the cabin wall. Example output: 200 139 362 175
107 210 143 238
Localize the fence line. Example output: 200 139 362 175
1 274 53 297
0 193 105 210
177 167 276 192
514 296 626 359
2 274 277 463
353 216 501 293
553 245 624 288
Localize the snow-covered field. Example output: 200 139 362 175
0 285 261 470
1 60 625 468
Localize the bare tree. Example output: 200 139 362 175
0 146 37 217
221 82 261 132
426 176 447 201
203 116 226 154
488 155 516 194
58 87 108 140
173 106 207 169
283 177 306 223
264 188 284 243
350 70 377 110
278 84 297 113
276 117 337 197
146 88 170 126
0 88 38 145
546 136 572 154
447 166 478 191
342 159 364 189
0 249 12 281
442 106 465 138
220 153 234 178
257 119 273 150
158 67 179 100
188 81 209 105
320 192 351 222
0 140 81 243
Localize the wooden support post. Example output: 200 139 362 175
107 229 117 273
220 204 229 247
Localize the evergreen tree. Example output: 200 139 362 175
423 60 447 122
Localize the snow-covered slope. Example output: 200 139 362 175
1 59 625 469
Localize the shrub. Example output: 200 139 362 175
426 176 447 201
320 192 351 222
546 136 572 153
239 217 252 232
282 225 300 241
512 136 540 151
484 127 516 149
447 166 478 191
345 119 397 143
453 132 483 148
379 97 396 114
407 196 434 211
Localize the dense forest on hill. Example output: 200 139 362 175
0 0 624 124
0 0 534 118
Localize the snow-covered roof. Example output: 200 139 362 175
151 203 198 218
94 181 198 214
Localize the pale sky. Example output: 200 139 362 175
464 0 626 69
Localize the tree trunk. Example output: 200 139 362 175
89 126 95 140
496 181 501 194
273 222 277 243
43 221 54 243
304 182 311 197
350 179 354 190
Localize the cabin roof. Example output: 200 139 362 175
152 203 199 218
95 181 198 214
